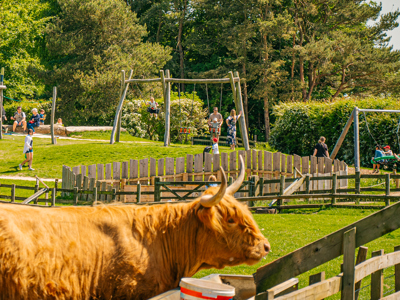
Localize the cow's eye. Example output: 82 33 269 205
228 218 235 224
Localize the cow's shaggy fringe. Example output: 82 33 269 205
0 190 267 299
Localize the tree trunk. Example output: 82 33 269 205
264 97 270 141
156 20 163 43
242 62 249 131
177 0 187 92
306 63 315 100
291 35 296 101
298 30 307 100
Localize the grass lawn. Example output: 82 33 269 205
194 207 400 299
0 134 245 178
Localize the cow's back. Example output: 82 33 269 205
0 204 142 300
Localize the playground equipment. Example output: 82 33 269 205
331 107 400 171
110 70 250 150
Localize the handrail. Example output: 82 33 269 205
354 250 400 282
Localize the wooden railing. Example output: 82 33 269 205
253 200 400 299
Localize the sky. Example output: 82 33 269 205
376 0 400 50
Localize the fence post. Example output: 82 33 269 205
371 249 384 300
248 176 255 207
73 187 78 205
277 175 285 206
305 175 310 202
112 188 116 202
385 173 390 206
355 246 368 300
331 173 337 204
51 188 56 207
34 179 39 204
355 171 361 194
154 177 161 202
394 169 399 189
395 245 400 292
259 177 264 197
137 183 141 203
342 227 356 300
93 187 97 206
11 184 15 203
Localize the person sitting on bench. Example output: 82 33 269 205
10 106 27 132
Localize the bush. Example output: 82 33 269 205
121 92 208 142
270 97 400 167
3 101 52 125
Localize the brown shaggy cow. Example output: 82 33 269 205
0 156 269 299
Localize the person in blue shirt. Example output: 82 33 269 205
372 145 384 173
206 175 218 189
27 108 40 133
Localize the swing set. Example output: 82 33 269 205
110 70 250 150
331 107 400 171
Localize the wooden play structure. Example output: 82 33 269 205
110 70 250 150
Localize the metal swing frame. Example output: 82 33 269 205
331 107 400 172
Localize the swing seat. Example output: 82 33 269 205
179 127 191 134
371 155 399 165
147 107 159 114
209 126 221 135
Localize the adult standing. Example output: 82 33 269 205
19 129 34 171
208 107 223 142
313 136 330 158
10 106 27 132
226 109 242 150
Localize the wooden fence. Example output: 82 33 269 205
253 199 400 299
191 135 257 148
62 150 348 203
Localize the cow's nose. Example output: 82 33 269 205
264 243 271 253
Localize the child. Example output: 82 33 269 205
206 175 218 189
57 118 63 126
147 97 159 119
211 118 220 133
27 108 40 133
372 145 384 173
212 137 219 155
39 109 46 125
19 129 34 171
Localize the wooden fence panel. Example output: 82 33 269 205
150 158 156 178
158 158 164 178
176 157 185 182
302 157 309 174
273 152 281 193
230 151 237 179
113 162 120 180
221 153 228 176
122 161 129 179
194 154 203 181
286 155 293 178
140 159 149 184
187 154 193 182
165 158 174 179
318 157 325 174
213 154 220 172
238 150 245 165
334 159 340 173
294 155 301 173
130 159 138 180
81 165 87 177
310 156 317 174
258 151 263 177
252 149 257 171
204 153 212 173
88 164 96 179
105 164 112 180
72 166 80 175
246 150 252 176
264 151 272 194
97 164 104 180
324 158 333 190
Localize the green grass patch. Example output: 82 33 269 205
67 131 158 143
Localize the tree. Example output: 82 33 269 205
0 0 54 99
41 0 171 125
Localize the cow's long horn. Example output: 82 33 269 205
226 155 245 196
200 167 227 207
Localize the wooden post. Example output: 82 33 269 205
51 188 56 207
370 249 384 300
278 175 285 206
233 71 250 150
110 69 133 144
73 187 78 205
34 179 39 204
116 70 125 143
0 67 5 140
154 177 161 202
137 183 141 203
93 187 97 205
51 87 57 144
385 173 390 206
353 107 360 172
112 188 116 202
341 227 356 300
332 173 337 204
355 171 361 194
355 246 368 300
11 184 15 203
394 169 400 189
259 177 264 197
164 70 171 146
331 110 354 160
395 245 400 292
305 175 310 202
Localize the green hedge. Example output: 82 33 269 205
3 101 53 125
269 97 400 167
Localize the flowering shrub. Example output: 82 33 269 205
270 97 400 167
121 92 208 142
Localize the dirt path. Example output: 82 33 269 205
0 175 58 182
